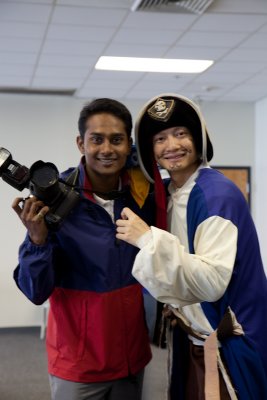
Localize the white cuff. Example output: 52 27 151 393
136 230 152 249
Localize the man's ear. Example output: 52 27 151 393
76 135 85 154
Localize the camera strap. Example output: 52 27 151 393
64 166 129 200
64 167 80 188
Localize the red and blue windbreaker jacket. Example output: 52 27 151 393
14 161 155 383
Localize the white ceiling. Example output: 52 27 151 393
1 0 267 102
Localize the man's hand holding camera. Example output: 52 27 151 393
12 196 49 245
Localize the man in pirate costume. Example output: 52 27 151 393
116 93 267 399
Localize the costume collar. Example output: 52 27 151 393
168 164 208 195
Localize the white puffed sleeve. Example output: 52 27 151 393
132 216 238 307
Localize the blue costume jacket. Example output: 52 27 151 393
173 168 267 399
133 167 267 399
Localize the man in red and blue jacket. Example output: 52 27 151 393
12 98 155 400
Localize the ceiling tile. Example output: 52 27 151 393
0 64 34 76
0 38 42 52
57 0 132 7
32 77 83 89
191 13 267 32
122 10 197 30
0 21 47 39
165 46 227 61
0 3 52 23
259 23 267 32
193 71 252 84
125 85 185 100
209 61 264 74
35 66 89 79
141 72 194 84
221 84 267 102
240 32 267 48
38 54 97 68
181 82 231 96
244 70 267 85
112 28 182 45
88 69 144 81
42 40 106 56
5 0 53 3
47 24 116 42
177 31 248 47
223 48 267 62
220 93 258 102
82 79 134 90
0 52 38 65
76 86 128 98
208 0 267 14
51 6 127 26
128 79 193 94
103 43 168 57
0 76 31 86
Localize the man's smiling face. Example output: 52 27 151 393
77 112 131 180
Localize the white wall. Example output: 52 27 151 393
0 93 256 327
0 93 85 327
202 101 256 215
255 98 267 272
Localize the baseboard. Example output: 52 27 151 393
0 326 40 334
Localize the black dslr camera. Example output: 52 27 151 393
0 147 80 230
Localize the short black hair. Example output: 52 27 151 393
78 98 132 139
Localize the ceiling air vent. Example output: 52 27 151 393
131 0 215 14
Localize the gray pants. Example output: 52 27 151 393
49 370 144 400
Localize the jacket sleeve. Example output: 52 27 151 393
132 215 238 306
13 234 57 305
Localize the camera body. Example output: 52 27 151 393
0 147 80 230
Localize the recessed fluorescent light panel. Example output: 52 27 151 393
95 56 213 73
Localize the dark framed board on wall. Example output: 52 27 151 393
212 166 251 208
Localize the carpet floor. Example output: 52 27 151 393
0 327 168 400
